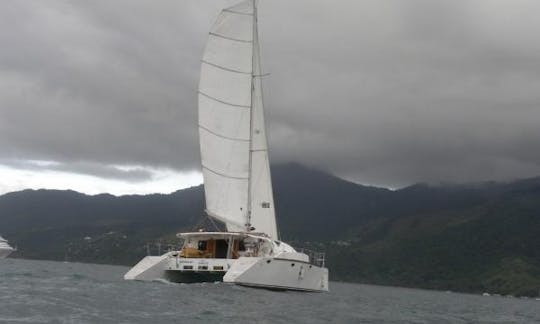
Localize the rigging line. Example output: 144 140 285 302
192 211 223 232
202 60 251 75
198 91 251 108
199 124 250 142
209 32 252 43
206 209 246 230
223 9 254 16
207 214 222 232
202 165 249 180
191 216 205 232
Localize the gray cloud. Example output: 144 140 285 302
1 0 540 189
0 159 152 182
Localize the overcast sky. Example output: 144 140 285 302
1 0 539 194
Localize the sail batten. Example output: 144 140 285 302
199 0 278 239
201 60 252 75
223 9 254 16
198 91 251 108
208 33 253 43
202 165 249 180
199 125 250 142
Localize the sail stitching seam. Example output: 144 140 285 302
199 91 251 108
202 60 251 75
209 32 253 43
199 124 250 142
202 165 249 180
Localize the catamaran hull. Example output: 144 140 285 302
124 254 329 292
224 257 329 292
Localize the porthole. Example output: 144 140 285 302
291 263 295 267
266 260 271 264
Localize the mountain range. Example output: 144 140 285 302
1 163 539 297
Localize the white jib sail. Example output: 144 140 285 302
198 0 278 239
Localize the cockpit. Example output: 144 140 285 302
177 232 276 259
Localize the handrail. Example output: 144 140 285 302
297 248 326 268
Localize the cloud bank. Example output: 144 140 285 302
1 0 539 192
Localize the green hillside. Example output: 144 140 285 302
1 164 539 297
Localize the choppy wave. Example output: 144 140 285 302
1 258 539 323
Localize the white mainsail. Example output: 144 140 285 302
198 0 278 239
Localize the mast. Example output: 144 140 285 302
245 0 257 232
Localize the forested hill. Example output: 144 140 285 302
1 163 539 297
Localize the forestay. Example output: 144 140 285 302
198 0 278 239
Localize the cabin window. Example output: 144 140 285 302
183 265 193 270
198 240 207 251
238 240 246 251
261 202 270 208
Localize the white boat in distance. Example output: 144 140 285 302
0 235 16 259
124 0 329 292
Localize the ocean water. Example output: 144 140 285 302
0 259 538 323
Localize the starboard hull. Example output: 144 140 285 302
224 257 329 292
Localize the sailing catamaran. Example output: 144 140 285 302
124 0 329 292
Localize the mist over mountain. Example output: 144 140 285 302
1 163 539 297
